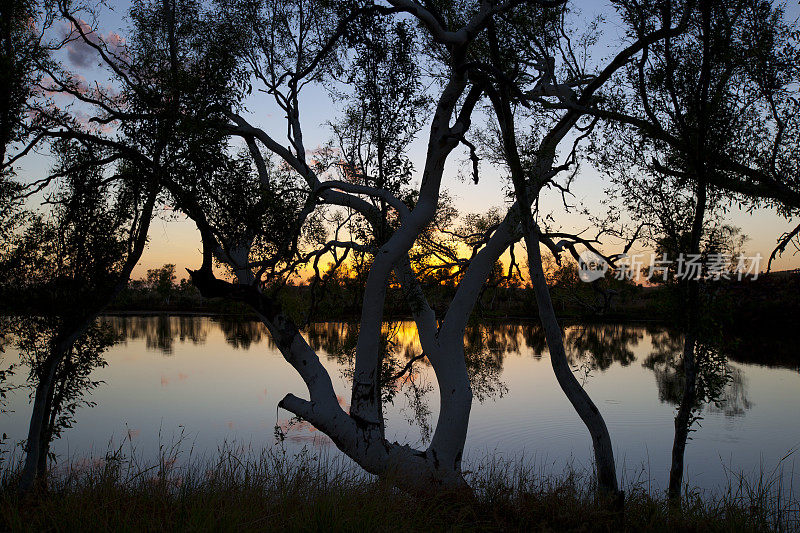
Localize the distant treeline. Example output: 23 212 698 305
5 263 798 366
104 264 800 340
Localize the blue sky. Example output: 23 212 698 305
15 0 800 278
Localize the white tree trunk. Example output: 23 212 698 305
524 230 620 496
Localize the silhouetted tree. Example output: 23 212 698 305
0 0 53 170
146 264 177 304
591 0 799 502
178 0 583 492
11 316 114 479
3 140 156 490
6 0 244 489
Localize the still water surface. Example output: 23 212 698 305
2 316 799 493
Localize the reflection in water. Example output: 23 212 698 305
216 318 267 350
104 315 210 354
301 320 511 441
93 315 758 449
0 320 15 420
643 329 687 405
708 367 752 417
91 318 546 445
3 315 793 494
98 316 753 421
642 329 752 417
566 325 643 371
6 316 116 478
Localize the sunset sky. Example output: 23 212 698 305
16 0 800 281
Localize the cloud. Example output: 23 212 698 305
63 19 127 69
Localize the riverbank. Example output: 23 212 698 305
1 450 795 532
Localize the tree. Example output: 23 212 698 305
0 0 53 279
3 140 156 490
146 264 177 304
191 0 717 497
10 0 795 501
458 0 690 500
10 316 114 480
5 0 244 490
465 0 798 503
589 0 800 502
168 0 598 492
0 0 53 170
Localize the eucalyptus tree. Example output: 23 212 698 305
293 12 433 317
585 0 800 259
0 0 54 170
0 0 47 445
0 0 55 279
5 140 157 491
463 0 798 503
181 0 496 490
8 0 247 490
447 0 701 500
10 315 115 483
586 0 800 501
163 0 619 492
201 0 710 496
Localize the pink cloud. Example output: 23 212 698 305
64 19 128 69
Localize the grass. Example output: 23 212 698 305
0 443 797 532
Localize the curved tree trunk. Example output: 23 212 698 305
485 68 621 498
35 367 59 485
18 188 156 494
525 230 621 497
18 362 56 491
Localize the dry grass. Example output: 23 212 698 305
0 442 797 532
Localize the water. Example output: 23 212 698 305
2 316 799 494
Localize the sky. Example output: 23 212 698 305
15 0 800 281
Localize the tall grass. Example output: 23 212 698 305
1 440 797 531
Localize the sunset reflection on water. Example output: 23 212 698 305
2 316 798 494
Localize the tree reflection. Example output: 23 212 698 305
99 317 755 426
0 317 15 414
566 325 643 371
642 330 686 404
97 316 756 444
103 315 209 355
0 317 18 462
521 323 547 357
302 320 511 444
643 329 752 417
214 317 266 350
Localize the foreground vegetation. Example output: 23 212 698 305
0 448 796 532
